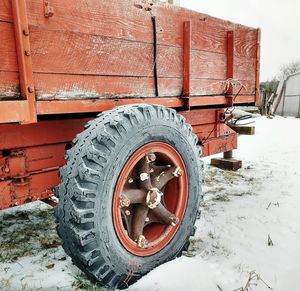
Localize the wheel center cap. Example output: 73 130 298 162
146 188 163 209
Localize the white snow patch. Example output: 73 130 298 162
130 116 300 291
0 117 299 291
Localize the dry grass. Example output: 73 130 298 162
0 207 61 263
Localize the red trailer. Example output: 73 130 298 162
0 0 260 288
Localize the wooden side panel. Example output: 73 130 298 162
0 0 258 104
0 0 255 56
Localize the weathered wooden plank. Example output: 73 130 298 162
234 56 256 81
32 73 255 100
234 28 257 58
211 157 242 171
0 71 255 101
0 71 20 99
229 124 255 135
0 0 257 58
0 0 12 22
0 0 257 103
26 28 231 79
0 68 255 101
0 22 18 71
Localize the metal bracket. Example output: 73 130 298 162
44 1 54 18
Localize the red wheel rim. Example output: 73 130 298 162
112 142 188 256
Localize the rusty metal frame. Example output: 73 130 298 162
0 108 238 209
11 0 37 124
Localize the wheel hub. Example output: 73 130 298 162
113 142 188 256
146 188 163 209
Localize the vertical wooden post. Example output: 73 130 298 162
226 31 234 95
12 0 37 123
183 21 191 110
255 28 261 106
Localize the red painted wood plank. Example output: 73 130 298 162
0 71 20 99
0 69 255 101
33 73 256 100
234 56 256 81
0 0 12 22
0 0 258 58
234 28 257 58
26 28 232 79
0 22 18 71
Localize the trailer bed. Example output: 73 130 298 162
0 0 260 123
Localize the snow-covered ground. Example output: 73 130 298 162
1 116 300 291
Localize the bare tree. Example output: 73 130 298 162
278 60 300 80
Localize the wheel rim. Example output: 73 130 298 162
112 142 188 256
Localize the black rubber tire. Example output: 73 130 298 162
55 104 203 289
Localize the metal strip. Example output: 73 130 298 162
151 16 159 97
12 0 37 123
255 28 261 106
182 21 191 110
226 31 234 95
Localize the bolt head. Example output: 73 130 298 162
28 86 34 93
146 153 156 163
119 196 130 208
140 173 149 181
137 235 148 248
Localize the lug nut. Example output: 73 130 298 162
140 173 149 181
119 195 130 208
128 178 133 184
137 235 148 248
125 210 131 216
146 153 156 163
169 215 179 226
173 166 183 177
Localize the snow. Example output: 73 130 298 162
130 116 300 291
1 116 300 291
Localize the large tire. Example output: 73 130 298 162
55 104 203 289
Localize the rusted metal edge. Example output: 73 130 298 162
12 0 37 124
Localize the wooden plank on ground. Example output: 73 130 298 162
228 124 255 135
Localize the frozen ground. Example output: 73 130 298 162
0 116 300 291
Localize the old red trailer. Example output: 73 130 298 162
0 0 260 288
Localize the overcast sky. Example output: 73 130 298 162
180 0 300 81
